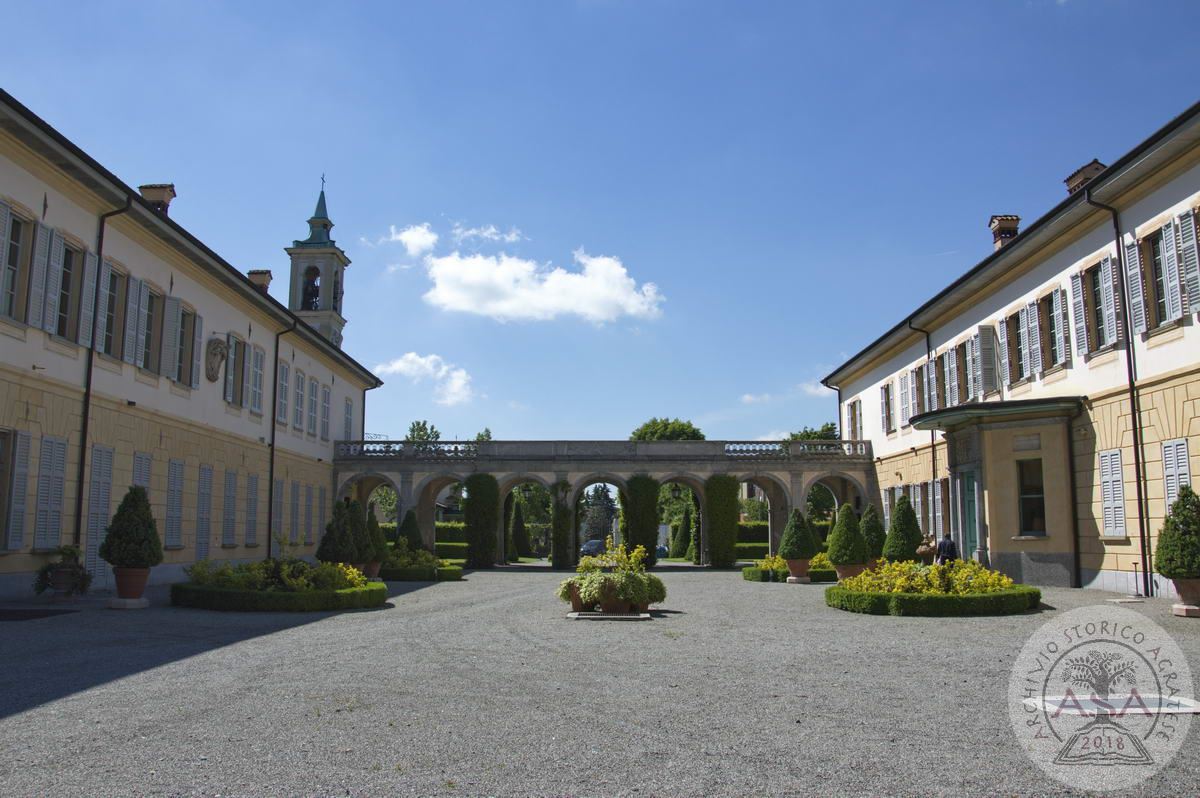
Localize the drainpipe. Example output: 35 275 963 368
907 320 938 507
265 321 297 560
1085 189 1152 597
72 195 133 546
1066 400 1085 589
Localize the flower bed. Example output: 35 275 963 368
170 558 387 611
824 559 1041 616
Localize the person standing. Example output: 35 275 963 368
935 531 959 565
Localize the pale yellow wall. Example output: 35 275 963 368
982 422 1073 557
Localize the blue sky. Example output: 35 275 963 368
5 1 1198 441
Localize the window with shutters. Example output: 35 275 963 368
1003 313 1027 384
304 484 314 544
249 346 265 414
934 352 949 407
846 399 862 440
953 342 970 401
132 451 152 491
1085 264 1112 350
293 370 305 429
99 267 127 359
1017 459 1046 536
290 481 300 544
272 478 283 537
909 367 924 420
1162 438 1191 511
140 288 164 373
166 459 184 547
898 372 911 428
1037 290 1071 371
174 308 196 384
0 429 29 550
1131 224 1186 332
33 436 67 550
225 335 247 406
880 382 895 434
307 377 318 435
320 385 331 440
245 473 259 546
54 243 84 340
343 397 354 440
277 361 290 424
1 208 32 322
222 470 237 547
1099 449 1126 538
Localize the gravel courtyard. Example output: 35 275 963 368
1 570 1197 797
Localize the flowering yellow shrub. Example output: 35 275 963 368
839 559 1015 595
755 553 788 571
808 552 832 570
577 536 647 574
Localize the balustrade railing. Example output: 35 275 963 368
335 439 871 461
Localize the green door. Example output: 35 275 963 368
963 473 978 556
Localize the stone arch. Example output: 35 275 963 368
413 472 469 551
568 473 630 508
497 474 555 562
496 472 553 498
336 471 401 507
737 472 792 553
801 470 869 515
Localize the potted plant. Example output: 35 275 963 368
826 504 868 580
33 545 92 598
643 573 667 611
1155 485 1200 617
557 577 590 612
363 505 388 579
882 495 922 564
99 485 164 600
778 508 819 583
860 504 886 564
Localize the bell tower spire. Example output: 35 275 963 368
286 181 350 348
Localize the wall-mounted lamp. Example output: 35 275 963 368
126 400 136 407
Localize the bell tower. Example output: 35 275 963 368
286 185 349 348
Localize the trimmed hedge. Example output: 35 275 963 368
436 521 468 543
742 566 837 583
705 474 740 567
436 566 463 581
738 521 769 544
551 482 572 569
809 569 837 583
435 541 468 559
379 565 464 582
625 475 661 567
463 474 499 568
824 585 1042 616
170 582 387 612
736 542 770 560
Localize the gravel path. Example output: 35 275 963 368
0 571 1197 797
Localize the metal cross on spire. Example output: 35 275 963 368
321 173 326 191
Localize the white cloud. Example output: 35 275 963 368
373 352 474 406
385 263 414 274
799 379 834 398
382 223 439 257
453 223 524 245
756 430 789 441
422 248 663 323
740 392 772 404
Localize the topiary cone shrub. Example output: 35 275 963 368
363 505 389 578
398 509 425 552
882 495 922 563
670 505 692 558
463 473 499 568
778 508 819 581
99 485 164 600
826 504 868 580
317 502 355 564
1155 485 1200 615
346 500 370 567
860 503 886 561
511 501 532 558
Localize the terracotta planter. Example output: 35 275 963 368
1172 578 1200 617
569 583 588 612
635 602 650 613
598 583 629 613
113 567 150 600
833 563 867 581
363 561 382 579
786 558 810 579
49 566 78 595
863 558 881 572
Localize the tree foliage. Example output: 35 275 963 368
99 485 164 568
827 504 868 566
740 497 769 522
786 422 838 441
463 474 499 568
1156 485 1200 579
625 475 661 567
581 484 618 540
778 508 819 560
630 417 705 441
511 501 532 558
370 485 398 523
705 474 739 567
860 503 886 560
882 495 922 562
475 427 493 441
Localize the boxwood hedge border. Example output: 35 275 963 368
741 567 836 583
170 582 387 612
824 584 1042 616
378 565 464 582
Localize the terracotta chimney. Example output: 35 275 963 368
247 269 273 295
989 215 1020 251
1064 159 1107 195
138 183 176 215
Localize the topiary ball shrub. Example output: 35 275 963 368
778 509 818 561
1156 485 1200 580
860 503 886 560
398 509 425 551
99 485 164 568
882 495 922 562
826 504 867 566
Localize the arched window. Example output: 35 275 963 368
332 271 341 314
302 266 321 311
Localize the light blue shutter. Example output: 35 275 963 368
223 470 237 546
1177 210 1200 310
881 491 891 530
997 317 1010 386
191 315 203 388
245 473 258 546
1100 255 1118 344
294 371 304 428
162 297 181 381
27 224 50 329
122 277 141 365
166 459 184 547
0 203 10 290
879 385 889 433
42 231 65 334
1052 288 1068 366
34 436 66 549
947 347 959 405
272 478 283 537
251 347 265 413
304 485 314 544
94 259 112 351
290 481 300 544
1017 307 1030 379
1099 450 1125 538
224 333 236 403
1163 439 1191 510
933 479 943 537
320 385 331 439
1070 273 1089 356
132 451 151 489
1026 301 1042 376
899 372 910 427
1160 223 1183 323
196 464 213 560
5 431 30 549
343 398 353 440
78 252 98 348
978 326 997 394
134 280 150 368
84 445 113 582
963 340 976 400
241 342 252 408
308 378 318 434
1123 239 1147 335
318 486 327 537
913 485 923 534
925 361 938 412
277 362 289 423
